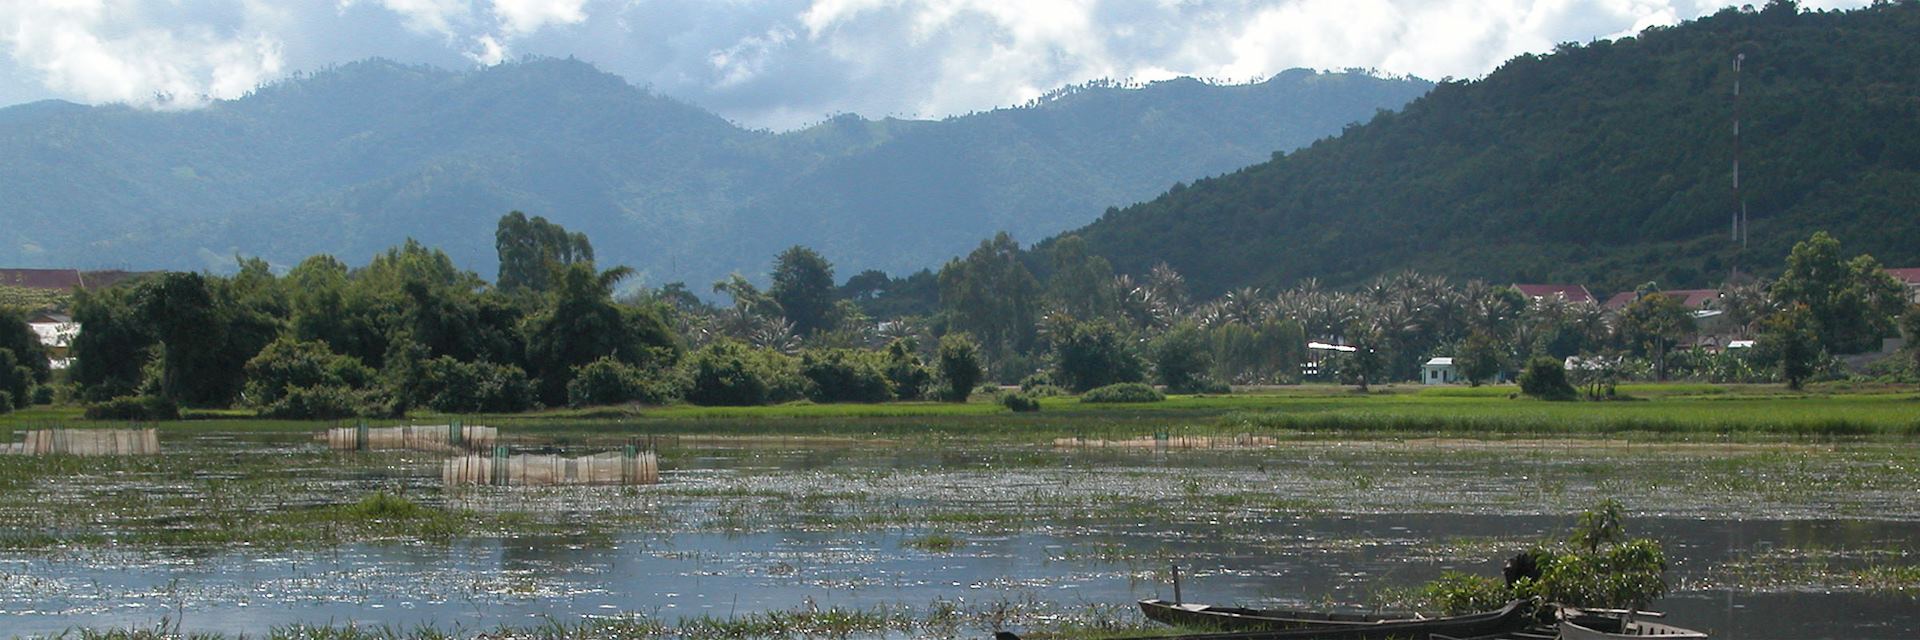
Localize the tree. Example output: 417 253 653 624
69 286 154 401
495 211 594 293
1903 304 1920 374
0 348 30 410
938 232 1039 362
1518 356 1577 400
522 263 680 406
1149 323 1214 393
1761 305 1820 390
936 333 984 402
1458 330 1505 386
799 349 892 403
770 246 838 336
1045 236 1119 320
0 309 49 393
1615 293 1692 381
136 272 234 406
883 337 932 400
1051 320 1145 393
1771 232 1907 354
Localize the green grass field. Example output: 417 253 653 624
4 382 1917 441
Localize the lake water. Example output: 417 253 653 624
2 437 1916 638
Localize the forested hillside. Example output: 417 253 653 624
0 60 1428 287
1062 1 1920 297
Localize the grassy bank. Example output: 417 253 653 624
5 383 1918 442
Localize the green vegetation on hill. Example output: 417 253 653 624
1064 1 1920 296
0 60 1429 288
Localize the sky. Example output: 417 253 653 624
0 0 1873 131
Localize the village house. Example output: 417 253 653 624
1511 284 1596 304
1421 357 1459 384
1888 268 1920 304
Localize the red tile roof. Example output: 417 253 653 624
0 269 83 290
1887 268 1920 284
1603 289 1721 310
1512 284 1596 304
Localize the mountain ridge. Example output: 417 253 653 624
1052 2 1920 297
0 58 1432 286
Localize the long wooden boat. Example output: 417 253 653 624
1558 617 1708 639
1138 599 1409 631
1101 599 1535 640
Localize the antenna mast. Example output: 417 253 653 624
1733 53 1747 250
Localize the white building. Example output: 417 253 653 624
1421 357 1459 385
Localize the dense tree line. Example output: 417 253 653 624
5 216 1913 418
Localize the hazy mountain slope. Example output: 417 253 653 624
1059 3 1920 297
0 59 1430 285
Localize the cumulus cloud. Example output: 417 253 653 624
0 0 1878 126
0 0 284 107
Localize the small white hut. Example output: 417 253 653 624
1421 357 1460 385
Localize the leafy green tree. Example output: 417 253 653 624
242 338 376 407
495 211 594 293
136 272 237 406
1518 356 1577 400
69 286 153 401
522 263 681 406
882 338 932 400
1457 330 1506 386
938 232 1039 362
1615 292 1692 381
416 357 535 413
799 349 892 403
1761 304 1821 389
1045 236 1119 320
1149 323 1214 393
1770 231 1907 354
566 356 670 407
1051 320 1145 393
241 337 383 418
0 309 49 387
1342 321 1387 392
936 333 984 402
769 246 837 336
0 348 30 410
683 340 806 406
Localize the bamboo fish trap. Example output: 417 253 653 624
324 422 497 453
1051 433 1280 449
0 428 161 456
442 445 659 486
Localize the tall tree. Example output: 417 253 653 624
1615 292 1692 381
522 263 680 406
769 246 837 336
495 211 595 293
1045 236 1119 320
69 286 154 401
135 272 231 406
1770 232 1907 354
938 232 1040 360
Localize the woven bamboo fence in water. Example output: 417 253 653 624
1051 434 1280 449
324 423 496 453
0 429 161 456
442 446 659 486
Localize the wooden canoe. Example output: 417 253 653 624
1559 617 1708 639
1138 599 1410 631
1101 599 1535 640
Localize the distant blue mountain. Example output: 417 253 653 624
0 58 1430 285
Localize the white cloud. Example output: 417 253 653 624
490 0 589 36
340 0 474 37
0 0 283 107
0 0 1882 127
